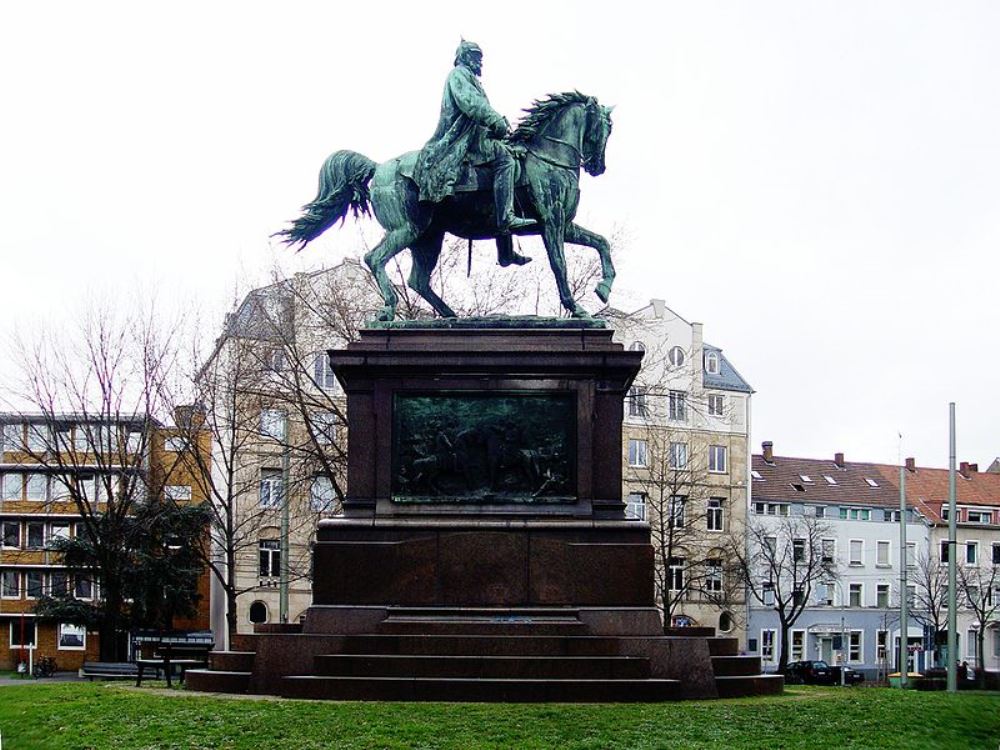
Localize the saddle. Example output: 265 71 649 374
399 151 528 195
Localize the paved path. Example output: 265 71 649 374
0 672 85 686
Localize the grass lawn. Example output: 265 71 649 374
0 683 996 750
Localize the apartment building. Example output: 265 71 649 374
746 446 929 678
607 300 753 642
0 413 210 670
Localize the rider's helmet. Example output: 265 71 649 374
454 40 483 69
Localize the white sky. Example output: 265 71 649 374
2 1 998 470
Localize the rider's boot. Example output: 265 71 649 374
494 158 535 234
496 233 531 267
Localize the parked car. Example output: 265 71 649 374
783 660 833 685
829 665 865 685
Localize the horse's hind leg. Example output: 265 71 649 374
364 227 418 321
565 222 615 304
408 231 457 318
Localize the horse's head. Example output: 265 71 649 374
582 98 613 176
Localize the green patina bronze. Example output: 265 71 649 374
277 41 615 322
366 316 606 330
391 393 576 504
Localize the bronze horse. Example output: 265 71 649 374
278 92 615 321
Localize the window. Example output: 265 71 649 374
627 439 648 468
822 539 835 564
26 523 45 549
818 581 835 607
625 492 646 521
249 600 268 624
906 584 916 607
823 475 838 485
707 498 724 531
259 409 286 441
705 559 723 594
760 630 776 662
313 353 337 390
668 495 686 528
708 445 727 474
864 477 879 487
259 469 284 509
790 630 805 662
25 571 44 599
967 509 992 524
799 475 813 484
310 412 339 446
668 442 687 469
627 387 648 418
75 576 93 600
58 623 85 649
992 543 1000 566
840 507 871 521
707 394 724 416
968 630 978 659
10 620 36 649
628 341 645 352
267 348 286 372
49 570 68 597
876 541 890 567
2 522 19 549
754 502 789 517
49 523 70 547
164 485 192 501
907 542 917 568
884 509 901 523
2 474 22 501
940 540 950 564
966 541 978 565
849 583 863 608
310 475 335 512
849 631 862 662
762 582 775 606
876 630 888 662
25 474 46 501
668 557 685 591
966 587 980 608
763 536 777 555
792 588 804 606
792 539 805 563
667 346 685 367
877 583 890 608
164 436 187 452
1 571 19 598
704 351 720 374
2 423 24 452
751 470 763 481
259 540 281 578
849 540 863 566
25 425 49 453
668 391 687 421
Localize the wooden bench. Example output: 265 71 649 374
135 657 207 688
81 662 140 681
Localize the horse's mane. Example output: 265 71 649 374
508 91 594 144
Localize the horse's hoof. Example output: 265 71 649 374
571 306 594 320
595 281 612 304
376 307 395 322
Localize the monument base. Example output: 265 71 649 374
187 325 782 700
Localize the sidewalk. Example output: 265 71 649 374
0 672 85 686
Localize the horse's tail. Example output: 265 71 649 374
274 150 377 248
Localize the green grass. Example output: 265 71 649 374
0 684 996 750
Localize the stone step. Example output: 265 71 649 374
280 675 682 702
662 627 717 638
339 634 624 657
314 653 650 679
711 655 762 677
184 669 251 695
377 619 588 636
385 606 581 619
208 651 256 672
714 673 785 699
706 637 739 657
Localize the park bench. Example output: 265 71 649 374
80 662 140 681
132 630 214 688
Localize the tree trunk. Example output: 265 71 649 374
777 620 791 674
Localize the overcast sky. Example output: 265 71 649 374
2 1 998 470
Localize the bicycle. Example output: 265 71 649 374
32 656 56 678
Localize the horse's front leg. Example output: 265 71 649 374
565 222 615 304
541 221 590 319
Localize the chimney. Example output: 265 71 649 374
691 323 704 378
762 441 774 463
834 452 845 468
959 461 970 479
905 457 916 473
650 299 665 319
969 463 979 473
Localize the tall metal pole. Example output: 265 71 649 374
947 403 957 693
899 464 908 687
279 442 290 623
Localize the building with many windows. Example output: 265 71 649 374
0 413 210 670
748 445 933 679
607 300 753 642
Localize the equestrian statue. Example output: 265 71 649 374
277 41 616 321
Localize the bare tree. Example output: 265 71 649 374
4 303 203 660
729 515 838 673
908 551 948 668
958 560 1000 683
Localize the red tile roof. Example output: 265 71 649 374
873 463 1000 524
